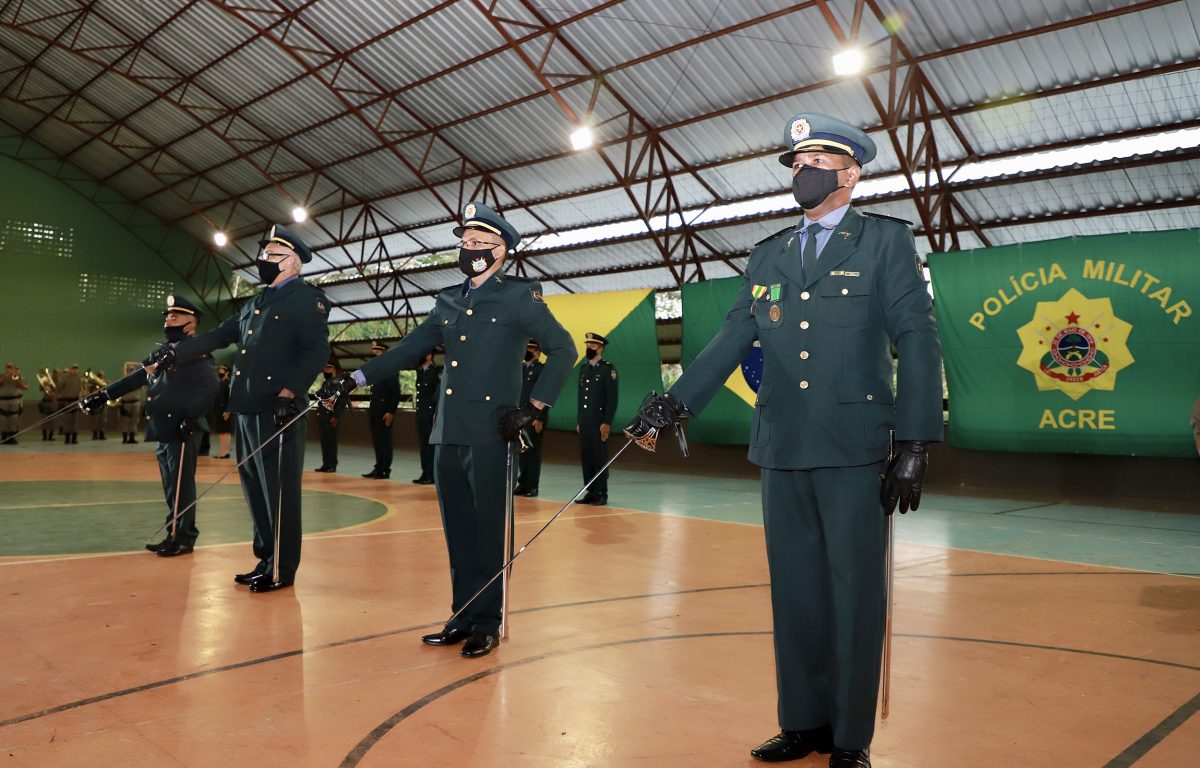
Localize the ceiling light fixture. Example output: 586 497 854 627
291 206 308 223
213 231 228 247
832 48 865 76
570 125 594 151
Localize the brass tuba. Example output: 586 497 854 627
83 369 108 391
36 367 57 397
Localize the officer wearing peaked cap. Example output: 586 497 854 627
86 294 219 556
145 224 330 591
627 113 942 768
319 201 576 658
514 340 545 497
576 332 618 506
412 345 443 484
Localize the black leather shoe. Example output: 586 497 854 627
578 492 598 505
421 626 471 646
157 541 194 557
589 494 608 506
460 631 499 658
145 538 172 553
362 469 380 478
829 748 871 768
516 487 538 497
249 578 294 593
314 465 331 472
233 564 269 584
412 475 434 485
750 728 834 762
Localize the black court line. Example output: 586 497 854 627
340 632 1200 768
338 632 773 768
1103 691 1200 768
0 582 768 729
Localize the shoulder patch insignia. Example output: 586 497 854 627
316 299 327 313
530 289 543 303
861 211 914 226
611 369 617 380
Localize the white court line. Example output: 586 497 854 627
0 510 643 567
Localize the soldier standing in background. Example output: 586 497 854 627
84 371 108 440
0 362 29 444
515 340 545 497
315 361 348 472
58 364 82 444
86 295 219 557
412 348 442 484
38 369 57 441
363 341 400 480
210 363 232 457
118 362 144 444
576 332 618 506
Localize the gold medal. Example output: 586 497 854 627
769 304 781 322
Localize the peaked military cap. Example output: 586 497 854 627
777 112 877 166
163 294 203 319
584 332 609 345
370 340 388 353
527 339 541 349
453 201 520 250
258 224 313 263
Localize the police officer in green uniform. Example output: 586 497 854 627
210 363 232 457
314 362 348 472
627 114 942 768
117 362 144 444
58 365 82 444
86 295 219 556
319 201 575 658
412 348 442 484
576 332 618 506
514 340 545 496
0 362 29 444
146 224 330 592
363 341 400 479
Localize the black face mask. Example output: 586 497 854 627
524 350 535 362
791 165 842 209
585 347 598 360
163 325 189 343
323 371 333 380
256 257 285 285
457 246 499 278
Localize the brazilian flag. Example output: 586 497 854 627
541 289 663 431
680 277 757 445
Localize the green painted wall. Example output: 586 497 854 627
0 126 233 402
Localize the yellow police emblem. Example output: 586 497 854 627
1016 288 1134 401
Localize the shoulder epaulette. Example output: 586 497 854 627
505 274 535 284
861 211 914 226
754 225 794 247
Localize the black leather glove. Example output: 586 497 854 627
881 440 929 515
177 415 199 441
142 343 177 371
273 396 301 429
317 373 357 408
625 391 686 439
80 390 109 415
500 402 541 442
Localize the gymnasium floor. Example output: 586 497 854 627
1 435 1197 767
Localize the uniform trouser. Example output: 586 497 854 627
236 412 306 581
578 422 609 495
319 419 339 468
435 442 507 635
761 463 888 751
155 433 201 545
416 418 434 477
368 413 393 472
517 424 543 489
0 409 19 432
60 407 78 433
90 411 106 433
119 409 140 432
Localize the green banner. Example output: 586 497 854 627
541 290 663 431
680 277 754 444
928 229 1199 457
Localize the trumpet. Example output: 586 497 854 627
36 367 57 397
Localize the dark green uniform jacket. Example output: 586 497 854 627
359 275 575 445
368 374 401 416
577 359 618 426
175 280 331 413
671 208 943 468
107 357 219 443
415 363 443 424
